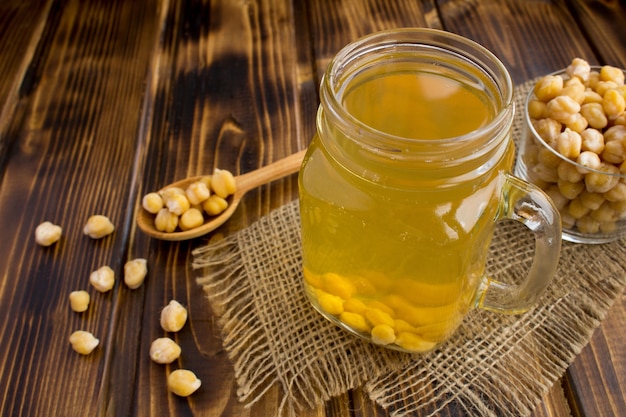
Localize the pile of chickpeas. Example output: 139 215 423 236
142 168 237 233
521 58 626 235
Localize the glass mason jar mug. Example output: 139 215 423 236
298 29 562 354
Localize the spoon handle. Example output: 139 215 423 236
236 149 307 192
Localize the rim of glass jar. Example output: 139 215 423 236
524 66 626 180
319 28 515 157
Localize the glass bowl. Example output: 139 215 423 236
515 65 626 244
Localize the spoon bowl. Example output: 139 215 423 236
136 149 306 240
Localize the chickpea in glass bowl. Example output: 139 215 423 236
515 58 626 244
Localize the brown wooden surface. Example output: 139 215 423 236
0 0 624 416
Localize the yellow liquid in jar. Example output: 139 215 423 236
343 72 491 139
300 70 514 352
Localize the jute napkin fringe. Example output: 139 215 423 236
193 79 626 416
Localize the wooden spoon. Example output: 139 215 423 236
136 149 307 241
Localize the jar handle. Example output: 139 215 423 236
476 173 561 314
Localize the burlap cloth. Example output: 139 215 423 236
192 79 626 417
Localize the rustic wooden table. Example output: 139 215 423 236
0 0 624 416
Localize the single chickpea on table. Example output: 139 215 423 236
160 300 188 332
521 57 626 237
124 258 148 289
83 215 115 239
149 337 182 364
35 221 62 246
69 330 99 355
89 265 115 292
167 369 201 397
69 290 90 312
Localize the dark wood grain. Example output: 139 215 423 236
304 0 440 79
128 0 310 415
436 0 597 83
565 298 626 417
0 0 624 416
0 0 162 415
0 0 53 163
567 0 626 66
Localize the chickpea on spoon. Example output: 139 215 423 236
136 150 306 241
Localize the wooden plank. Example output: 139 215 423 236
0 0 53 160
128 0 315 415
305 0 440 80
531 382 573 417
0 0 163 415
565 299 626 417
436 0 597 83
566 0 626 66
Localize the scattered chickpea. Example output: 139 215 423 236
185 181 211 205
35 221 62 246
165 193 190 216
90 265 115 292
159 187 185 203
142 192 164 214
83 215 115 239
154 208 179 232
179 208 204 231
124 258 148 289
69 290 90 312
69 330 99 355
167 369 201 397
202 195 228 216
149 337 182 364
160 300 188 332
210 168 237 199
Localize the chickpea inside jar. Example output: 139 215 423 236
515 58 626 243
